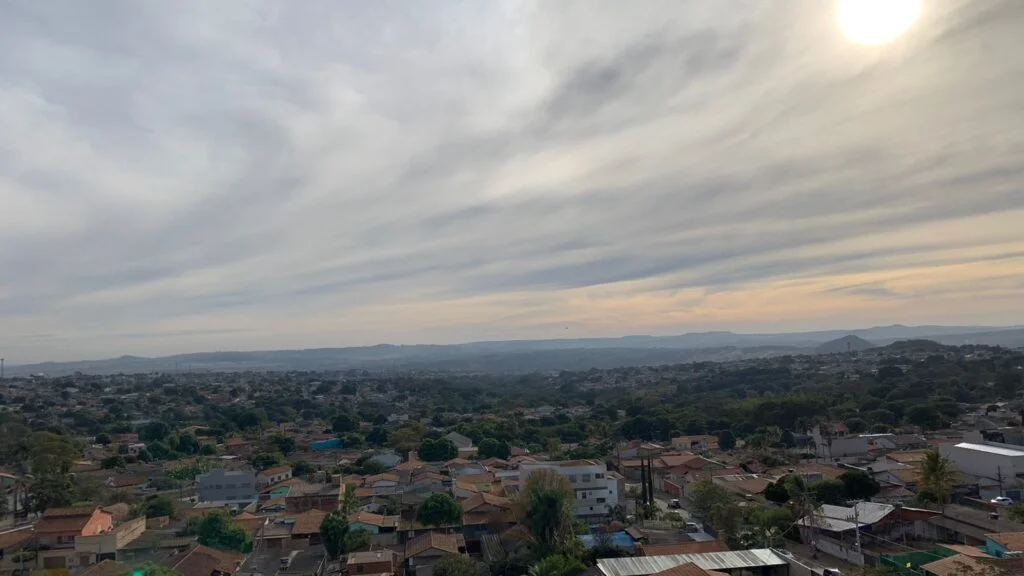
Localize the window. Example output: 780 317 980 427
57 535 75 545
595 473 605 479
357 567 364 574
581 474 591 483
568 475 578 483
597 498 606 504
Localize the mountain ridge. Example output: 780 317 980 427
6 324 1023 376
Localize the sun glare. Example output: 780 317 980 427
836 0 922 45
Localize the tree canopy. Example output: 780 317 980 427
417 493 463 527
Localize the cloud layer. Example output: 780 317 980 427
1 0 1023 362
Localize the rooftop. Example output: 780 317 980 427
953 442 1024 457
597 549 786 576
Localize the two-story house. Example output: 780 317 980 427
34 507 113 570
520 460 619 519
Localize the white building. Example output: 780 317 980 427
520 460 619 519
940 442 1024 499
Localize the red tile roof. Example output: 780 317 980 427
162 543 244 576
405 532 466 557
653 562 716 576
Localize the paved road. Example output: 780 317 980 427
653 495 693 521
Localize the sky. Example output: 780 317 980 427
1 1 1023 363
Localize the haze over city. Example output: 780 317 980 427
2 0 1023 363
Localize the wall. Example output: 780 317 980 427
198 469 257 503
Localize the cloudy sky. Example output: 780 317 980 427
1 1 1023 363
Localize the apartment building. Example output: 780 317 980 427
520 460 619 519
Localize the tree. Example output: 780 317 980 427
839 470 881 500
809 479 846 506
764 481 790 504
197 511 252 553
145 496 175 519
251 452 284 470
320 510 349 559
341 484 361 515
102 455 127 469
116 563 182 576
176 434 200 455
332 413 359 434
529 555 585 576
845 418 868 434
32 471 77 512
690 481 741 547
366 427 389 447
434 554 488 576
270 435 296 456
418 438 458 462
918 448 956 508
293 461 315 477
478 438 512 460
514 469 579 558
417 493 463 527
199 443 217 456
139 421 171 442
95 433 112 446
716 430 736 451
345 528 373 553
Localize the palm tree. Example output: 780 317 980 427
918 448 956 509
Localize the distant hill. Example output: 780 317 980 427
880 339 948 353
7 324 1021 376
815 335 875 354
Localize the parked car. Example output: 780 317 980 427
992 496 1013 505
669 499 681 509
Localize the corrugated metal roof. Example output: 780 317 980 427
597 549 786 576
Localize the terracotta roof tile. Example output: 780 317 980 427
653 562 715 576
405 532 466 557
921 554 987 576
291 509 328 535
162 543 244 576
986 532 1024 552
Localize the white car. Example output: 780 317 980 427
991 496 1013 505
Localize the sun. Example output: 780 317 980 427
836 0 922 45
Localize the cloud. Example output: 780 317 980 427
0 0 1022 362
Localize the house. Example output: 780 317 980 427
75 517 147 565
462 493 515 541
637 542 729 556
33 507 114 570
520 460 620 519
445 432 474 450
712 475 771 498
671 436 719 453
289 509 328 547
285 484 342 513
405 532 468 576
197 469 257 504
596 549 789 576
160 543 244 576
256 466 292 489
348 549 398 575
349 511 400 545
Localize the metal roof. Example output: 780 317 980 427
597 549 787 576
954 443 1024 457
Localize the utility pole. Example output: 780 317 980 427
852 503 862 552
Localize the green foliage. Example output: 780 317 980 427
292 461 315 477
516 469 579 558
809 479 846 505
199 443 217 456
332 413 359 434
418 438 458 462
269 435 296 455
102 455 127 469
32 471 77 512
139 421 171 442
345 528 373 553
918 448 956 507
251 451 285 470
764 480 790 504
529 555 586 576
434 554 488 576
839 470 881 500
690 481 742 547
320 510 349 559
716 430 736 451
145 496 175 519
198 511 252 552
478 438 512 460
417 493 463 527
